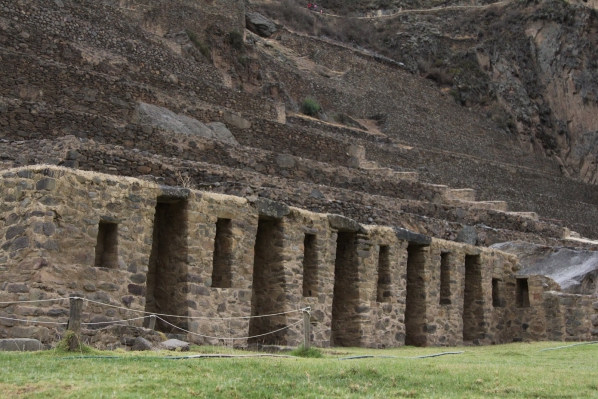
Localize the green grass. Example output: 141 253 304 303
0 342 597 398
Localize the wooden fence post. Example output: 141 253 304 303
303 307 311 350
67 295 83 351
148 314 156 330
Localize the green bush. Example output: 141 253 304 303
229 30 244 51
290 345 324 358
302 98 321 116
186 29 211 59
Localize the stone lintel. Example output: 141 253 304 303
255 198 290 219
100 215 122 224
328 214 363 233
158 186 191 202
393 227 431 246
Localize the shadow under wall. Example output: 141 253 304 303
249 218 287 345
405 244 427 347
331 232 360 347
144 199 189 333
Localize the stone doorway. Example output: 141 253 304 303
248 218 287 345
405 244 427 346
463 254 484 341
331 232 360 347
144 199 189 333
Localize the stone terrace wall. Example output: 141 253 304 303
0 137 570 244
1 166 555 348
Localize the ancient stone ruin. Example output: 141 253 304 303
0 166 596 348
0 0 597 349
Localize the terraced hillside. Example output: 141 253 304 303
1 0 597 246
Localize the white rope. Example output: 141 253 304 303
0 297 309 321
0 315 68 325
156 316 304 340
0 297 69 304
78 297 308 320
82 316 148 326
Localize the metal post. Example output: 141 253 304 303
148 314 156 330
303 307 311 350
67 295 83 351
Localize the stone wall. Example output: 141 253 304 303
0 166 595 348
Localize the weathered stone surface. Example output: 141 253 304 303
328 214 361 232
275 154 295 169
0 338 43 351
223 111 251 130
206 122 238 145
161 339 190 351
255 198 290 219
159 186 190 200
136 103 238 145
393 227 431 246
494 242 598 294
131 337 153 351
456 226 477 245
36 178 56 191
245 12 277 38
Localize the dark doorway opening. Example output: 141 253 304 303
463 255 484 341
492 278 504 308
212 218 233 288
376 245 391 303
331 232 360 347
94 222 119 269
302 234 318 298
144 199 189 333
405 244 427 346
248 218 287 345
516 278 530 308
439 252 451 305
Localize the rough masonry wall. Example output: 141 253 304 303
0 167 158 343
1 167 594 347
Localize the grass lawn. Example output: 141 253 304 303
0 341 597 398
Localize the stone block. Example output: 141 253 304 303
456 225 477 245
393 227 431 246
223 111 251 129
0 338 43 351
255 198 289 219
161 339 190 351
328 214 362 232
35 178 56 191
158 186 190 201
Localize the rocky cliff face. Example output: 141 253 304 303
381 0 598 183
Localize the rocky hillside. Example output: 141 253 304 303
257 0 598 184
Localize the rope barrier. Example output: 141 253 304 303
81 316 148 326
0 297 309 322
156 316 304 341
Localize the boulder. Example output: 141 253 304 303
161 339 190 351
135 103 238 145
492 241 598 295
0 338 43 351
223 111 251 130
131 337 153 351
245 12 277 38
456 225 477 245
206 122 237 144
